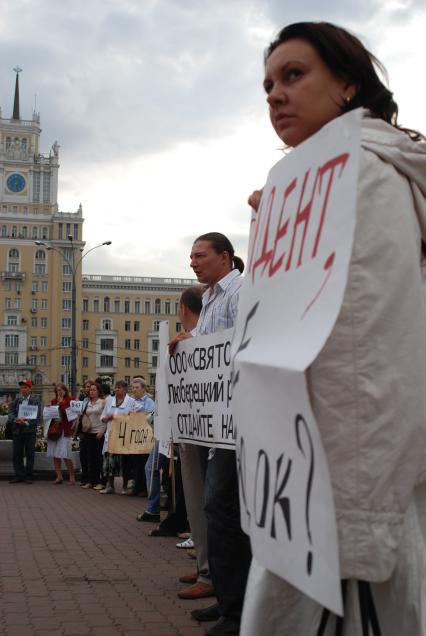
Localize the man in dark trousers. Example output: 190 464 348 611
8 379 42 484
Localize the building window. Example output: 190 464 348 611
124 300 130 313
42 227 48 240
35 263 46 275
134 358 140 368
11 225 17 238
31 336 37 348
27 355 36 366
61 337 72 347
101 338 114 351
32 282 38 292
22 226 28 238
176 322 182 333
33 172 40 202
83 320 89 330
31 317 38 328
125 357 131 368
66 223 71 236
34 373 43 385
6 352 19 364
42 281 48 292
134 321 140 331
1 225 7 237
42 172 51 203
125 321 131 331
125 339 131 350
114 299 120 312
153 321 160 332
104 297 110 312
41 317 48 328
61 355 71 367
155 299 161 314
165 301 171 315
145 300 151 314
135 301 140 313
151 356 158 368
58 223 63 239
41 299 48 309
100 355 113 367
40 355 46 367
102 318 112 330
5 335 19 348
31 299 37 310
62 318 71 329
7 315 18 326
134 339 140 350
31 226 37 239
150 374 156 386
40 336 47 348
63 264 72 276
152 339 159 352
125 376 131 384
93 299 100 312
63 282 72 292
73 224 79 240
82 338 89 349
83 357 88 368
83 298 89 312
63 299 72 311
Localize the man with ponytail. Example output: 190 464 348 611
169 232 251 635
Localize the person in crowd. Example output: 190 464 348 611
169 233 250 635
77 378 93 487
137 436 168 522
8 379 42 484
241 21 426 636
165 286 215 600
127 377 155 496
81 382 105 490
100 380 135 494
47 383 76 485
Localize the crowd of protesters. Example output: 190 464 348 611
3 19 426 636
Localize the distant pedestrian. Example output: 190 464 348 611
47 383 76 485
8 379 42 484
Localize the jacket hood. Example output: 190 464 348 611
361 111 426 240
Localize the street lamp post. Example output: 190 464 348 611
35 238 111 396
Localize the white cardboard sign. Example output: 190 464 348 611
232 110 362 615
43 405 59 420
18 404 38 420
167 329 234 449
154 320 173 458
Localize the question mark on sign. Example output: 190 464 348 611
295 414 314 575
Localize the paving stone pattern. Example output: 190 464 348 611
0 479 212 635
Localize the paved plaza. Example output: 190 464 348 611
0 478 211 636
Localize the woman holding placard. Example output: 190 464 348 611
243 21 426 636
47 383 76 485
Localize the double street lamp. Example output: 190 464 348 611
35 236 112 396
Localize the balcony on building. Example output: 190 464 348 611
1 271 26 281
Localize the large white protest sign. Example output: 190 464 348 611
65 407 79 422
154 320 173 458
232 110 362 615
167 329 234 449
18 404 38 420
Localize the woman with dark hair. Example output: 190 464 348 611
243 21 426 636
81 382 105 490
47 383 76 485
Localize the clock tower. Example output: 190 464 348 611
0 68 84 401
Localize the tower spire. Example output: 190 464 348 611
12 66 22 120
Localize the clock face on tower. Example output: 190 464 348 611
6 173 26 193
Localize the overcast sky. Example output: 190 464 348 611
1 0 424 278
